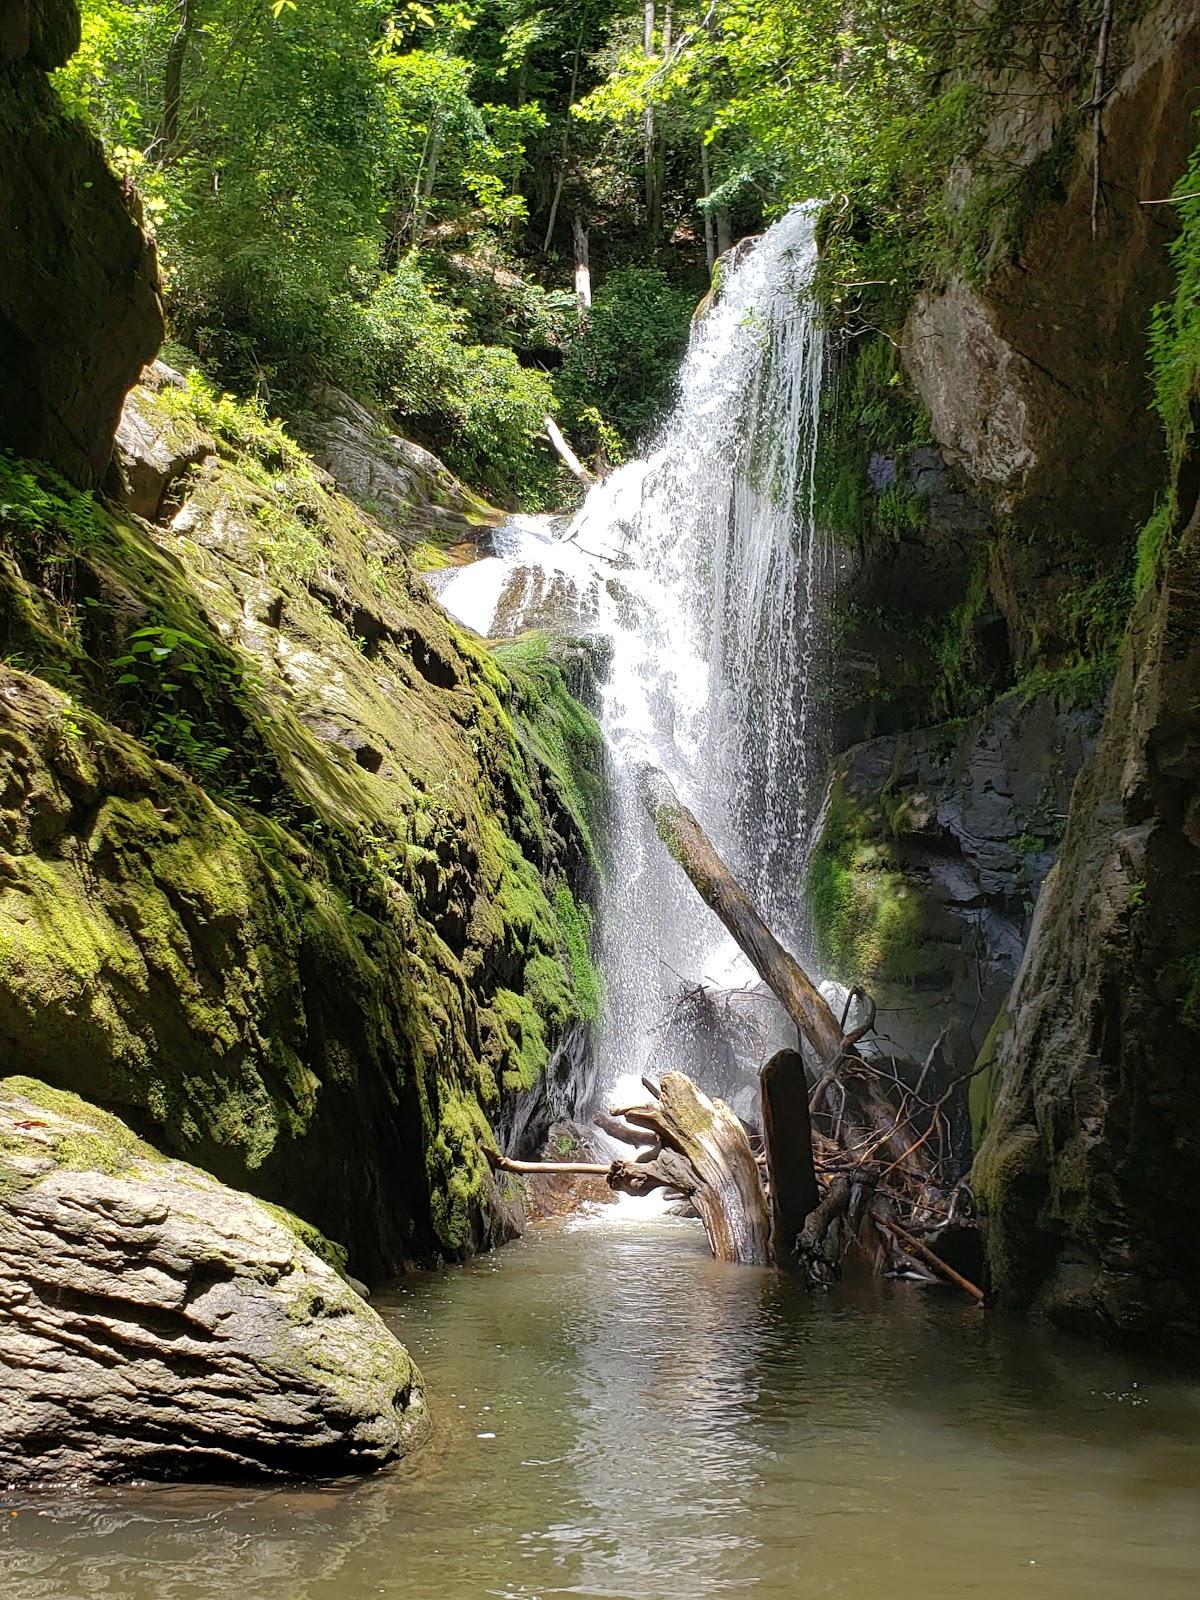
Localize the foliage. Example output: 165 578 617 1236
557 267 694 450
1138 136 1200 594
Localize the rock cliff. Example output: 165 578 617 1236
810 0 1200 1342
0 365 604 1280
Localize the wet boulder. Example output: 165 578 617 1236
0 1078 430 1486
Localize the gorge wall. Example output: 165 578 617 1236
808 0 1200 1342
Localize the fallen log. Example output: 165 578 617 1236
610 1072 771 1265
636 763 927 1184
873 1214 986 1303
542 414 595 486
636 764 844 1064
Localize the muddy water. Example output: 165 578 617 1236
4 1211 1199 1599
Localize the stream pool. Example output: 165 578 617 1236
4 1208 1199 1599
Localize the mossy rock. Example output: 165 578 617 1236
0 371 605 1277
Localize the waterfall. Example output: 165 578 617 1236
437 205 827 1118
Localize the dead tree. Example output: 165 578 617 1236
488 1072 771 1266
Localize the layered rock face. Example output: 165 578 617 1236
0 0 163 487
299 385 504 562
0 1078 428 1484
904 0 1200 661
808 691 1101 1065
810 1 1200 1342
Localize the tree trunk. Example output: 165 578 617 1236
157 0 193 160
612 1073 771 1265
636 763 845 1064
700 138 716 273
573 215 592 312
413 119 444 239
642 0 660 239
760 1048 819 1267
716 207 733 258
543 19 586 254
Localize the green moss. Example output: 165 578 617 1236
492 632 607 868
261 1201 351 1275
814 336 934 553
554 884 603 1024
806 780 944 987
968 1003 1013 1152
0 1074 164 1181
931 547 996 718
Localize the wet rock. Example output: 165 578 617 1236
0 0 163 487
0 1077 429 1486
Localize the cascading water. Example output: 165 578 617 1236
437 205 827 1119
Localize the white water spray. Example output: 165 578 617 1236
437 206 827 1111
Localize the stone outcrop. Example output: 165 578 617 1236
807 690 1101 1065
972 496 1200 1347
299 385 503 562
904 0 1200 660
0 0 163 487
0 1077 429 1485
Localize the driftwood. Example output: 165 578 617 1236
611 1073 771 1265
637 763 927 1184
634 763 981 1294
490 773 984 1298
543 414 595 486
490 1072 771 1266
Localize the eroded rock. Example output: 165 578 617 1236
0 1077 429 1486
807 689 1102 1064
300 385 502 558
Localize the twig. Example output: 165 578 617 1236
875 1215 985 1303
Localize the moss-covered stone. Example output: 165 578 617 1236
0 371 604 1277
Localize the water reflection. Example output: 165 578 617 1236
4 1215 1200 1599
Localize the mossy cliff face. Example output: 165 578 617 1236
0 370 603 1278
0 0 163 487
807 2 1200 1345
972 495 1200 1347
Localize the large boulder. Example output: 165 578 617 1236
0 1077 429 1485
0 0 163 486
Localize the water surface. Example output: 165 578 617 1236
4 1210 1199 1599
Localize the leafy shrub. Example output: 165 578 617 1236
556 267 694 452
